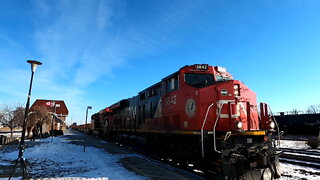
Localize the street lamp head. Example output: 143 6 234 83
27 60 42 73
87 106 92 110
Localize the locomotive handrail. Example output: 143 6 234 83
213 103 223 153
224 131 232 141
201 102 214 157
268 106 281 147
201 101 231 155
250 106 259 129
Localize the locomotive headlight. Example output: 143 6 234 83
234 84 240 96
269 121 275 129
234 91 239 96
234 85 238 90
235 121 243 130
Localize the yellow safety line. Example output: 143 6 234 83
232 131 266 136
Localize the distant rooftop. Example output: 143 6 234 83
30 99 69 116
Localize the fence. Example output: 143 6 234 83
0 135 18 145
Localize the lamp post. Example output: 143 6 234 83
84 106 92 152
9 60 42 179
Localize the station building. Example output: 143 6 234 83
30 99 69 134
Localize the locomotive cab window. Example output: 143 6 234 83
184 73 215 88
139 92 145 100
215 75 232 82
166 75 179 93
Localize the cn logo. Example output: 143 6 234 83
45 101 54 107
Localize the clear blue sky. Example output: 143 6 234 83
0 0 319 124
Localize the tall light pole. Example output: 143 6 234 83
84 106 92 152
9 60 42 179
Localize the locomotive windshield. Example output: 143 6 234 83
215 75 232 82
184 73 215 88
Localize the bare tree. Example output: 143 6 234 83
26 111 39 137
0 112 3 124
0 105 25 137
290 108 300 115
306 105 320 114
29 106 51 137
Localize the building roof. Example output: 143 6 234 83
30 99 69 116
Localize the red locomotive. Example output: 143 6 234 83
91 64 281 179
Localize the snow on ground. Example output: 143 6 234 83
277 138 320 179
0 131 148 180
278 139 310 149
0 132 22 138
280 162 320 180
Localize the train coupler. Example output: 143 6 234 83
222 151 248 179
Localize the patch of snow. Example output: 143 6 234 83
0 177 21 180
0 132 22 138
0 161 12 166
99 140 108 144
63 130 78 136
33 178 108 180
0 135 147 179
278 140 310 149
280 162 320 180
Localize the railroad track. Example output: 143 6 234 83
279 148 320 156
278 148 320 168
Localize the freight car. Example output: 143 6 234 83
274 113 320 136
92 64 281 179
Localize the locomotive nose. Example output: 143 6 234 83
214 80 260 131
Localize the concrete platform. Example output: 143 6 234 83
70 131 203 180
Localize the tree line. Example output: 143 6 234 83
289 104 320 115
0 104 51 137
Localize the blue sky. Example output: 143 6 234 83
0 0 319 124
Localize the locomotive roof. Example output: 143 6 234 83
162 70 179 81
140 82 161 93
109 99 129 110
101 64 230 112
